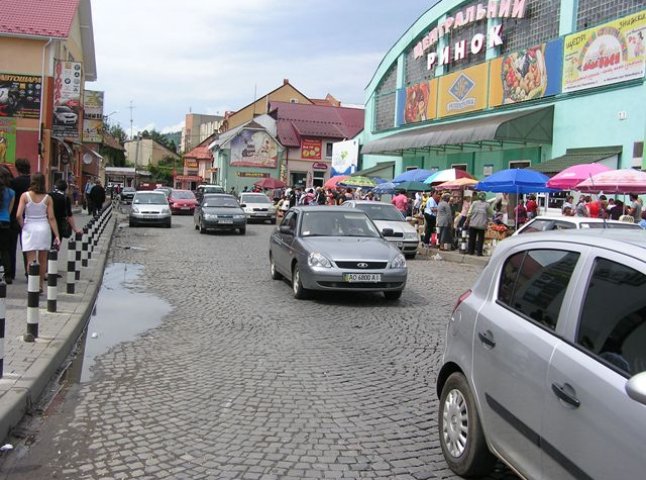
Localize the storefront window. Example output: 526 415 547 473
291 172 307 188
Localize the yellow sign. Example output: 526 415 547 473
437 63 488 117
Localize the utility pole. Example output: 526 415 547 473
128 100 135 139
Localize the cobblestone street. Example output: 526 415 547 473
0 213 518 479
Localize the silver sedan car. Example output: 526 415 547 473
436 229 646 479
269 206 407 300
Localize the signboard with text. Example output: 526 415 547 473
230 130 278 168
83 90 104 143
437 63 488 117
301 138 322 160
53 61 82 138
0 73 42 119
331 139 359 176
0 117 17 164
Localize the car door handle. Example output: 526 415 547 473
478 330 496 349
551 383 581 408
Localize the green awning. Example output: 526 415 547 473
351 161 395 179
532 146 622 174
362 106 553 155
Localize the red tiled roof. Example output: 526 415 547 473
184 145 212 161
270 102 364 147
0 0 79 38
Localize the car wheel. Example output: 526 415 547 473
383 290 403 301
165 221 171 228
292 263 309 299
271 218 277 225
269 254 281 280
439 372 496 477
199 222 206 234
239 227 246 235
194 222 199 230
405 253 417 260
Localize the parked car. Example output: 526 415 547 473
239 192 277 224
344 200 419 258
168 189 198 215
195 184 225 203
53 105 78 125
436 229 646 480
269 206 407 300
129 191 171 228
119 186 136 203
194 194 246 235
514 215 641 235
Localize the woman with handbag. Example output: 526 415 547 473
49 179 81 245
0 166 15 282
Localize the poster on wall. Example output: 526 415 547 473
52 61 82 138
401 80 437 124
563 10 646 93
489 38 563 106
0 73 42 119
437 63 488 118
83 90 104 143
331 139 359 176
0 118 17 164
301 138 322 159
230 130 278 168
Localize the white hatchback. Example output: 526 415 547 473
514 215 641 235
239 192 276 224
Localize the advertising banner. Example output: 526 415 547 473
230 130 278 168
437 63 488 117
83 90 104 143
489 38 563 106
401 80 438 124
0 73 42 119
0 118 17 164
563 11 646 93
301 138 322 160
331 139 359 176
53 61 82 138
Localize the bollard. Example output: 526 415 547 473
75 231 82 280
87 220 94 260
81 227 89 267
67 237 76 294
0 266 5 377
459 229 468 254
25 261 39 341
47 249 58 312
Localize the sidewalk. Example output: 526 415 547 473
0 208 115 443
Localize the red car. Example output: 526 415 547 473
168 189 198 215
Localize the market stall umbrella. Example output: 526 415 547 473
253 177 286 189
324 175 349 189
575 168 646 194
435 178 479 190
393 181 432 192
476 168 554 194
373 182 397 195
546 163 612 190
424 168 476 185
339 176 377 188
392 168 437 183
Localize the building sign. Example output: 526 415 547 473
185 159 198 168
83 90 104 143
53 61 82 138
312 162 328 170
238 172 270 178
489 39 563 106
400 80 438 124
230 130 278 168
437 63 488 117
331 139 359 176
0 118 17 164
563 11 646 93
414 0 527 72
301 138 322 159
0 73 42 119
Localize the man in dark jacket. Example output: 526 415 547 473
48 179 80 246
9 158 31 282
88 179 106 215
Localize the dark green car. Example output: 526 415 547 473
194 194 247 235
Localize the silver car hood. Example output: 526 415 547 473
132 203 167 212
300 236 399 261
371 219 417 234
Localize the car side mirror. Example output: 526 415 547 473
279 225 293 234
382 228 394 236
240 203 246 208
626 371 646 405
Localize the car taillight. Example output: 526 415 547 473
453 289 471 314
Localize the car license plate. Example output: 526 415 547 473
343 273 381 282
143 214 157 219
219 219 233 224
181 206 189 210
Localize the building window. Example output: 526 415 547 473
452 164 468 171
325 143 333 158
313 171 325 188
510 160 531 169
502 0 561 54
577 0 644 30
374 64 398 133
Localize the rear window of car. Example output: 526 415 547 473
133 193 167 204
172 191 195 200
498 249 580 330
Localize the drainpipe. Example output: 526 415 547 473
38 38 54 173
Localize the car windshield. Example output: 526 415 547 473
123 187 135 192
133 193 167 205
300 211 380 238
241 194 271 204
172 191 195 200
354 203 405 221
203 197 239 208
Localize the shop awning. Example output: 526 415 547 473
351 161 396 179
532 146 622 174
362 106 553 155
82 145 103 160
52 136 74 157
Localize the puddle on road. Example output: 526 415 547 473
71 262 171 383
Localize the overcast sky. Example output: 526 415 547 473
86 0 435 137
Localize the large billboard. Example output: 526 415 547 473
0 73 42 119
53 61 82 138
230 130 278 168
437 63 488 117
0 118 17 164
83 90 104 143
563 10 646 93
331 139 359 176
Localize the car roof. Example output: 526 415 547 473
135 190 165 195
347 200 394 206
203 193 235 199
527 216 630 225
240 192 269 196
290 206 365 213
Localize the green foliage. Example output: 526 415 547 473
148 157 178 185
140 129 177 153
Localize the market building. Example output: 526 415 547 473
361 1 646 181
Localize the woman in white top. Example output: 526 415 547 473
16 173 60 292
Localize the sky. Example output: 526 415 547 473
86 0 436 137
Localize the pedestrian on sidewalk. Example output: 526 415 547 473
49 179 82 244
88 178 106 215
0 166 16 282
9 157 31 283
16 173 61 292
466 192 493 257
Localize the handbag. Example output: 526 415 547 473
58 218 72 238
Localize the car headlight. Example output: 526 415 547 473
404 231 418 240
162 208 171 214
131 207 140 214
308 252 332 268
390 253 407 269
204 213 217 220
244 207 253 213
233 214 245 220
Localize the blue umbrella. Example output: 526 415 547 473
370 176 389 184
392 168 437 183
373 182 397 194
475 168 556 194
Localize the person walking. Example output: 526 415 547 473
83 177 95 214
9 157 31 283
436 193 453 250
466 192 493 256
49 179 81 244
16 173 60 292
423 191 440 246
88 179 106 215
391 189 409 215
0 166 16 282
